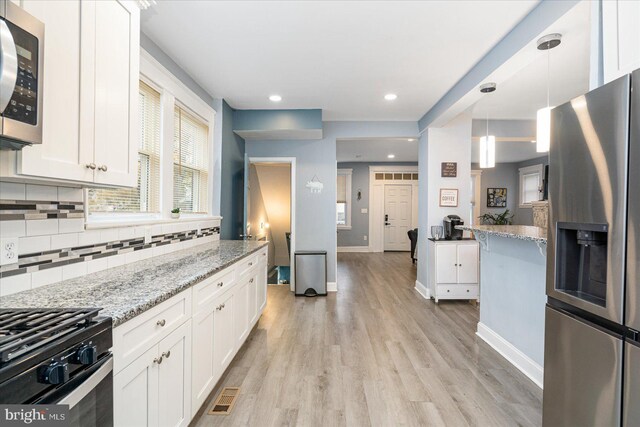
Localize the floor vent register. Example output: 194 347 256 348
208 387 240 415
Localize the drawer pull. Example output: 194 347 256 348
222 303 226 309
459 264 462 267
250 278 254 283
156 319 166 327
248 262 253 266
162 351 171 359
466 290 469 292
454 263 458 266
447 290 450 292
98 164 108 172
217 282 224 288
153 356 163 364
86 163 96 170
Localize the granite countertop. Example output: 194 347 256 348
456 225 548 243
0 240 268 327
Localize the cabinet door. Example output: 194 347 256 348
157 320 192 427
603 0 640 83
18 0 94 182
114 344 159 427
213 291 235 373
435 245 457 284
234 277 250 346
248 273 258 327
191 308 215 416
92 0 139 186
457 244 478 284
257 257 267 313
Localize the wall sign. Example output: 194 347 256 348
439 188 459 207
487 188 507 207
441 162 457 177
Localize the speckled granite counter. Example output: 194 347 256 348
457 225 547 243
0 240 267 327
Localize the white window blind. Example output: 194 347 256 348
337 169 352 227
173 105 209 213
519 164 543 207
88 81 161 213
337 175 347 203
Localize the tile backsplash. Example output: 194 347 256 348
0 181 220 297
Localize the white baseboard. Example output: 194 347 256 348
476 322 543 389
337 246 370 253
327 281 337 292
414 280 430 299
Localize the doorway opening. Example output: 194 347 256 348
244 158 295 291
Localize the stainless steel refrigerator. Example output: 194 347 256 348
543 69 640 426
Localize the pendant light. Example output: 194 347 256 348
479 83 496 168
536 33 562 153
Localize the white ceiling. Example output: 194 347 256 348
141 1 539 121
337 138 418 163
472 1 591 120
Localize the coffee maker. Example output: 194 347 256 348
443 215 464 240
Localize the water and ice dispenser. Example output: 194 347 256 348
555 222 609 307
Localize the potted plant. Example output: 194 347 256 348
478 209 514 225
171 207 180 219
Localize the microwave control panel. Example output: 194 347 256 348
2 20 39 126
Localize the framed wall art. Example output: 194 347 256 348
439 188 458 207
487 188 507 207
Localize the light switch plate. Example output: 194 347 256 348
0 238 19 266
361 208 368 214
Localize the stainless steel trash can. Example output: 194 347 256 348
294 251 327 296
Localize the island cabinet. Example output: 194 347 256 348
5 0 140 187
428 240 479 303
113 246 268 426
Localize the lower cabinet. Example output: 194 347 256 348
114 320 192 427
114 247 268 426
428 240 479 303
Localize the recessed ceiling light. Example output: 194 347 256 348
269 95 282 102
531 140 537 143
384 94 397 101
387 154 395 159
407 138 416 142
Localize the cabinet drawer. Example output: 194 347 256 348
437 284 478 299
192 267 236 315
113 289 191 374
236 253 259 277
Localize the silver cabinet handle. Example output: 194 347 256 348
216 305 222 311
0 21 17 114
156 319 166 327
162 351 171 359
153 356 163 364
250 278 254 283
98 164 108 172
217 282 223 288
86 163 97 170
248 262 253 266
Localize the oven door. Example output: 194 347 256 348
37 355 113 427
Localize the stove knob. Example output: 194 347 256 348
74 344 98 365
38 361 69 385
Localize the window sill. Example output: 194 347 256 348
519 204 533 209
337 225 352 230
86 215 222 230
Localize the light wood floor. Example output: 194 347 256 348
193 252 542 427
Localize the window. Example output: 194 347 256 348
88 81 161 214
337 169 352 228
173 105 209 214
519 164 543 207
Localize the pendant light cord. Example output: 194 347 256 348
546 47 550 108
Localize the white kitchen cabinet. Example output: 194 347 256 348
234 276 250 346
113 345 159 427
257 249 267 313
428 240 479 303
15 0 139 187
603 0 640 83
213 290 235 374
190 307 215 416
157 321 192 427
247 272 258 327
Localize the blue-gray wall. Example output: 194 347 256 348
234 109 322 131
515 155 549 225
220 102 246 239
337 162 418 247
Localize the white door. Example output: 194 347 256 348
191 308 215 416
213 291 235 373
384 185 412 251
157 321 192 427
457 244 479 284
92 0 139 187
114 345 159 427
435 245 458 284
18 0 94 182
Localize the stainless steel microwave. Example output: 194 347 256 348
0 0 44 150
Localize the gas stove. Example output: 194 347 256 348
0 308 113 425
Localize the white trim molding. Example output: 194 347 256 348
327 282 337 292
414 280 430 299
476 322 543 389
337 246 370 253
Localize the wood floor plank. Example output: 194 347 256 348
193 252 542 426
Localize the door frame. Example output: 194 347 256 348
247 157 296 292
383 183 414 252
368 165 419 253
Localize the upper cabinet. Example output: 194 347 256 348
15 0 139 187
603 0 640 83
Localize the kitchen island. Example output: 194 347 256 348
458 225 547 388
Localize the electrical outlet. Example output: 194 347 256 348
144 227 152 245
364 235 368 241
0 238 19 266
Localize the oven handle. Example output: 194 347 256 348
0 19 17 114
58 356 113 409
